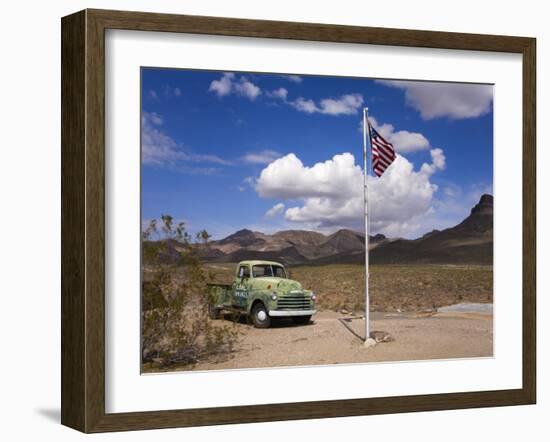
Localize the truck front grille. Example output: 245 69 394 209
277 293 312 310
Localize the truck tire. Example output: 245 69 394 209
292 315 311 325
208 304 221 320
251 303 271 328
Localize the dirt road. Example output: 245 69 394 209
180 308 493 372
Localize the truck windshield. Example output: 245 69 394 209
252 265 287 279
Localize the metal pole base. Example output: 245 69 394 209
363 338 377 348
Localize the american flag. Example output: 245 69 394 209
369 123 396 177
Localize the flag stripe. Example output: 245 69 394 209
369 121 396 176
373 137 393 149
372 137 394 152
377 148 394 164
374 143 394 162
375 141 395 158
375 154 391 168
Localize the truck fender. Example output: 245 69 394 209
247 291 273 315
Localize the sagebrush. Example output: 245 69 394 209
142 215 239 368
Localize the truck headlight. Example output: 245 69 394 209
271 292 278 301
311 293 317 301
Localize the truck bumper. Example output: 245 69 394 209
269 309 316 317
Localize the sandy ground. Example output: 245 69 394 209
181 307 493 372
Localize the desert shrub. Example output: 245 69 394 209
141 215 239 368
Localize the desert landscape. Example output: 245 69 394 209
142 195 494 373
196 194 494 267
154 309 493 372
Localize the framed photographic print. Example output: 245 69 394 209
61 9 536 433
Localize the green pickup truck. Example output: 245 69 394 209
207 260 316 328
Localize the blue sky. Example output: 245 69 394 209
141 68 493 240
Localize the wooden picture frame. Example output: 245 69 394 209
61 8 536 433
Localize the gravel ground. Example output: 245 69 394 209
177 309 493 372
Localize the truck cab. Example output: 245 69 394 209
208 260 316 328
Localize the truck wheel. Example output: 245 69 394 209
208 304 221 320
292 315 311 325
251 303 271 328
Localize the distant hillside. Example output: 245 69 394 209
370 194 493 264
193 221 394 265
146 194 493 266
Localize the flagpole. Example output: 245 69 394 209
363 108 374 346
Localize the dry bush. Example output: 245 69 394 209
142 216 239 369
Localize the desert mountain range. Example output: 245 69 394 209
197 194 493 265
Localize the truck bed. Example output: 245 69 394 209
207 283 233 306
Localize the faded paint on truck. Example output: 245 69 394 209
208 260 316 328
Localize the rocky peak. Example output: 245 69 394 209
371 233 386 243
470 194 493 216
219 229 264 246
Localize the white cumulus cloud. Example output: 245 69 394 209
209 73 234 97
235 77 262 100
267 88 289 100
208 73 261 100
265 203 286 218
256 153 361 200
255 150 446 236
292 97 318 114
377 80 493 120
319 94 364 115
420 148 446 175
291 93 364 116
369 116 430 153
